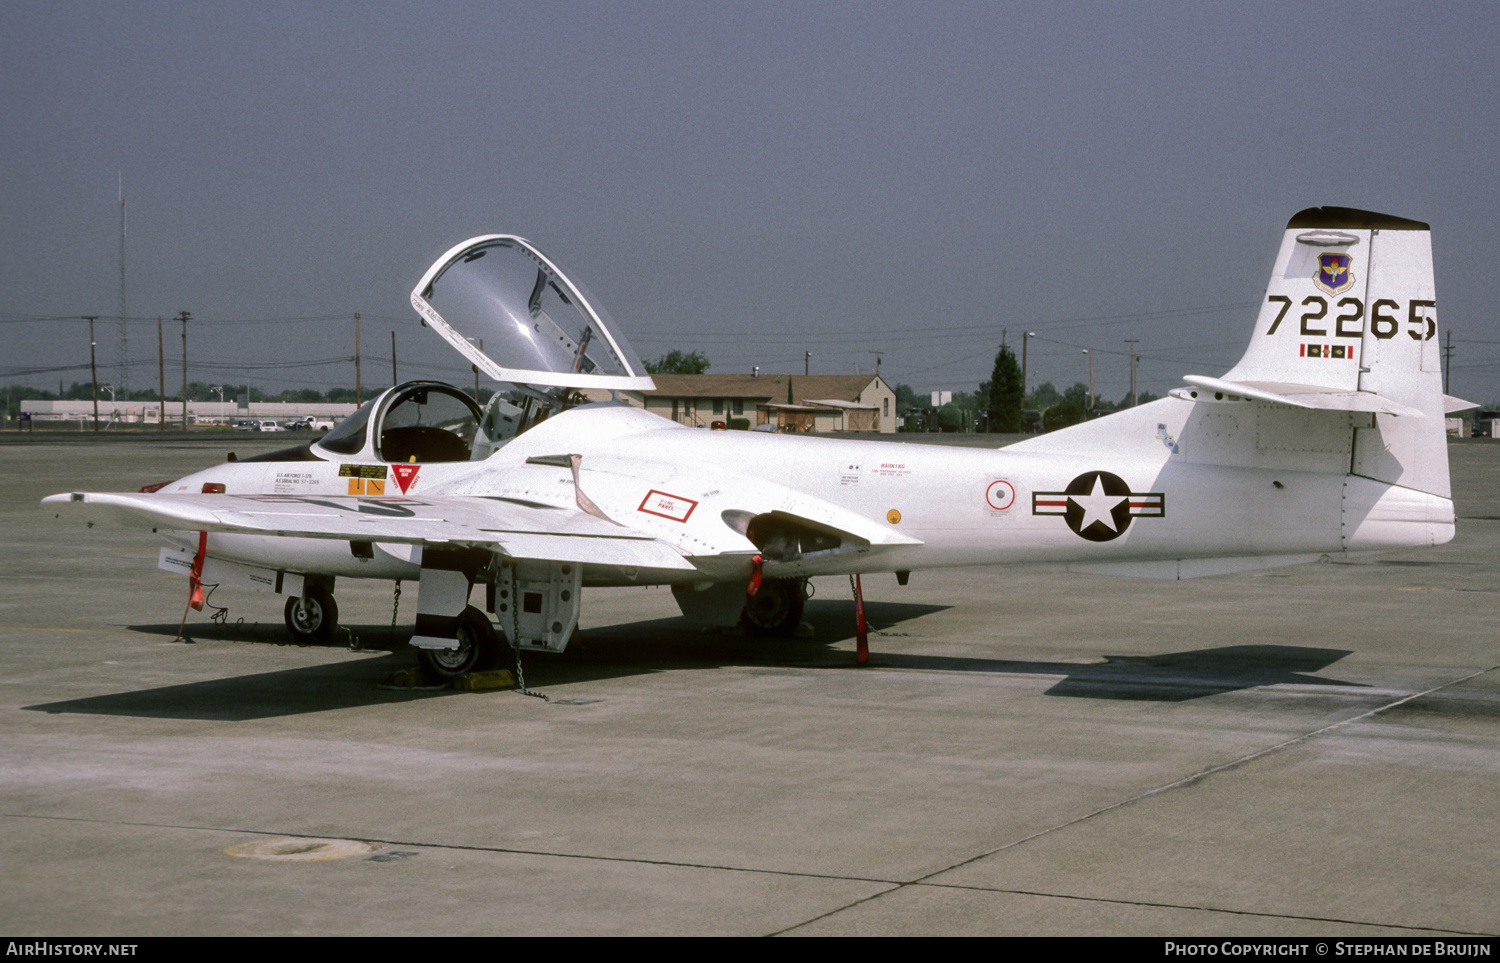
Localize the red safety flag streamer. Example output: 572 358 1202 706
746 554 764 597
188 530 208 612
852 573 868 664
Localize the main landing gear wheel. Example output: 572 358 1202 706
284 587 338 645
418 606 503 680
741 578 807 636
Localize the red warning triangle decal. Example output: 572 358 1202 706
391 464 420 494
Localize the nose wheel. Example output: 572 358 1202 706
284 587 338 644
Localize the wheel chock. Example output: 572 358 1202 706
454 668 516 691
387 667 429 687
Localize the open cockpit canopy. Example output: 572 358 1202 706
410 235 655 392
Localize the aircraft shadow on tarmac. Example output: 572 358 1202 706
24 599 1362 720
863 646 1364 702
24 652 433 721
805 601 1364 702
846 602 1364 701
19 603 912 721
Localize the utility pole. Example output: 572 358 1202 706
1021 332 1035 398
804 351 810 376
354 311 362 405
1443 329 1454 395
178 311 191 430
83 316 99 432
468 337 483 402
1082 349 1093 413
157 316 165 431
1125 339 1139 408
118 174 129 396
391 331 397 386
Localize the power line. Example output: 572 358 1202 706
636 300 1257 341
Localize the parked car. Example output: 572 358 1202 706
233 420 258 432
257 420 283 432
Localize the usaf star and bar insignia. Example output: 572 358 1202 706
1032 471 1165 542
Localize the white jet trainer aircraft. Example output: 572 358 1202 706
45 208 1458 678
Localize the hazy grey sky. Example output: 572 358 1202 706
4 0 1498 404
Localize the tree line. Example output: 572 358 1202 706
889 345 1159 434
593 348 1162 435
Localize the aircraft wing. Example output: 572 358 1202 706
42 491 697 571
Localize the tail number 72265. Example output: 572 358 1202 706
1264 295 1435 340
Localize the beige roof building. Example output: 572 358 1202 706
618 373 896 434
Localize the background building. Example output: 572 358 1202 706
621 373 896 433
20 399 357 428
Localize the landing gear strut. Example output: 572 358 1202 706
284 586 338 645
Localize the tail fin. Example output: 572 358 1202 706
1007 208 1453 568
1189 207 1448 498
1012 207 1449 501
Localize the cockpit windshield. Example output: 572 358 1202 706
318 396 377 455
410 235 654 392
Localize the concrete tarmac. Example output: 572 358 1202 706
1 435 1496 936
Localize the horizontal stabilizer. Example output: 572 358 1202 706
1178 375 1425 418
1444 394 1478 414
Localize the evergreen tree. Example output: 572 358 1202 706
987 345 1023 433
893 383 918 415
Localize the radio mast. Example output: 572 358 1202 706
118 174 128 396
